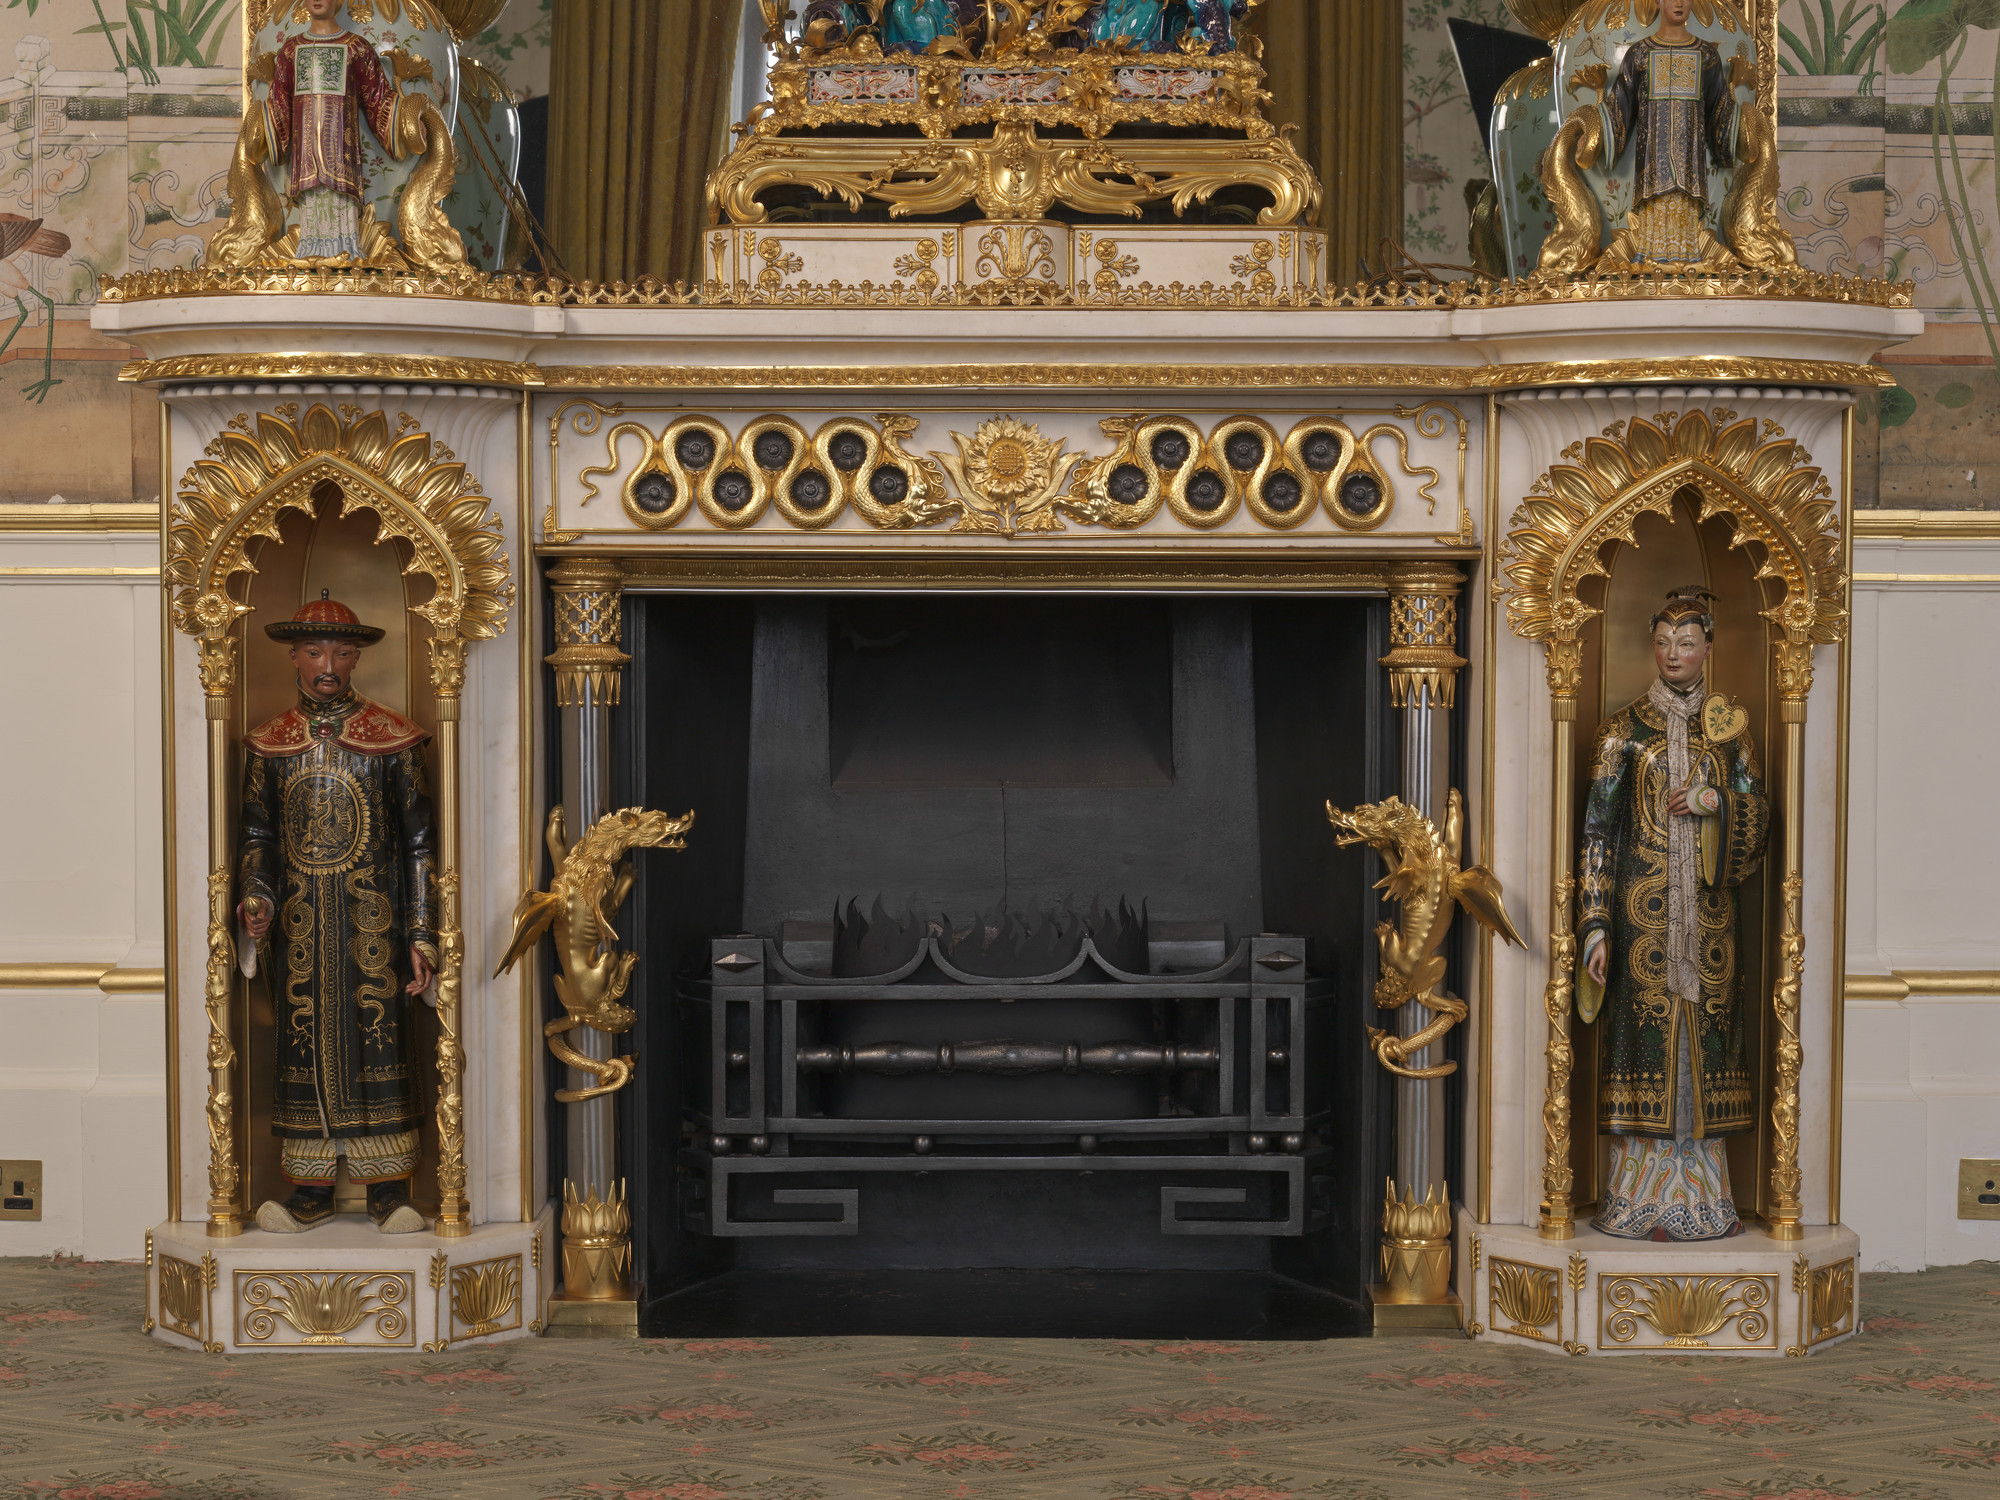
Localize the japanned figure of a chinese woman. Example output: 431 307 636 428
266 0 400 262
1578 586 1768 1240
1604 0 1738 265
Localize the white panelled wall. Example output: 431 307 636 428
1842 532 2000 1272
2 517 1998 1269
0 520 166 1259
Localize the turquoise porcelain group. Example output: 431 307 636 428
1488 0 1759 277
250 0 522 272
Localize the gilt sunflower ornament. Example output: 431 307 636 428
934 415 1084 533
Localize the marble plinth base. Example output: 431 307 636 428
544 1296 639 1338
1461 1210 1860 1356
1366 1286 1465 1334
707 220 1327 300
144 1205 554 1353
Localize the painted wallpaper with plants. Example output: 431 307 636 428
1772 0 2000 506
1401 1 1997 508
0 0 552 502
1402 0 1533 266
0 1 1992 510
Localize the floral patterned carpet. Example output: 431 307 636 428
4 1257 2000 1500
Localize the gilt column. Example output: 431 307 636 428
545 560 632 1217
1380 563 1467 1196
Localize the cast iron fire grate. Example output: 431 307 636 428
677 900 1335 1240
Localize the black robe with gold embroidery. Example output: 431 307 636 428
238 691 438 1141
1607 35 1736 210
1578 690 1768 1139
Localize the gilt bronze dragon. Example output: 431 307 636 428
1326 788 1522 1080
494 805 694 1102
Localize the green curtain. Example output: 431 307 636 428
547 0 744 285
1255 0 1404 287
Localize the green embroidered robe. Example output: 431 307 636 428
238 691 438 1141
1578 687 1768 1139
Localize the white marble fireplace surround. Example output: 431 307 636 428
81 289 1914 1350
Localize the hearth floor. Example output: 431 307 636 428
3 1252 1996 1498
645 1269 1367 1341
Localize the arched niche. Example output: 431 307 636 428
1566 487 1785 1226
1501 402 1847 1241
238 482 440 740
167 399 515 1237
231 482 449 1217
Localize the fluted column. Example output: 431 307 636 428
1381 562 1467 1196
546 559 630 1217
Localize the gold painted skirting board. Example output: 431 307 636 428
1853 509 2000 540
0 504 159 533
1844 971 2000 1002
121 355 1895 393
0 963 166 994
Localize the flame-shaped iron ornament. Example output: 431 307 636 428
1326 789 1523 1080
494 805 695 1101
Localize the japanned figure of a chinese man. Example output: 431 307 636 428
1604 0 1739 265
237 594 437 1235
1579 587 1767 1240
266 0 401 261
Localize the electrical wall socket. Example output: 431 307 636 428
0 1160 41 1221
1960 1159 2000 1221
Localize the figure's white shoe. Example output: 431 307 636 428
256 1188 335 1233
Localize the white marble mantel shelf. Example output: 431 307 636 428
94 294 1922 383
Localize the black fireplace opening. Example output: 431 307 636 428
606 592 1398 1337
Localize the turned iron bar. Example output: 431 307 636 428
729 1040 1257 1077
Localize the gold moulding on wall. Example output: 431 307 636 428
1852 510 2000 540
119 356 1898 393
96 265 1913 310
0 963 166 994
1844 971 2000 1001
0 504 160 533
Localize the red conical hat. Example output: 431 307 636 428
264 590 386 645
